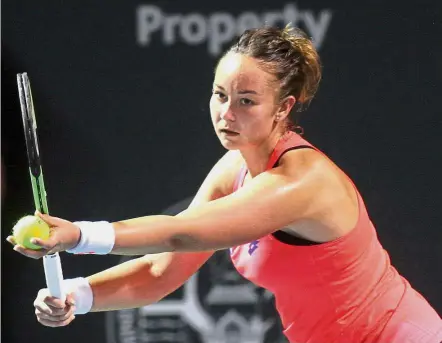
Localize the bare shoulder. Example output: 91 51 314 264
277 147 330 180
277 147 357 210
278 147 359 238
279 149 349 182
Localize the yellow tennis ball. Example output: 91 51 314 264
12 215 50 250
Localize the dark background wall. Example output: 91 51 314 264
2 1 441 342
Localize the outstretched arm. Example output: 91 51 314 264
110 149 326 255
12 149 332 258
12 149 329 258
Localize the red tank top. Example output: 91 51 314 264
230 131 442 343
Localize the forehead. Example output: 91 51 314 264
214 53 276 92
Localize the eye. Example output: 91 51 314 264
213 90 227 101
240 98 254 106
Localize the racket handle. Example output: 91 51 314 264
43 253 66 302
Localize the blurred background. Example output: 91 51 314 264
2 1 441 342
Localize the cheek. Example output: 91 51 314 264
243 106 276 135
247 105 274 126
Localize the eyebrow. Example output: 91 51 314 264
214 84 259 95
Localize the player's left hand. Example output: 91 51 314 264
7 212 81 259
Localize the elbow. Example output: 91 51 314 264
168 233 208 252
128 258 171 305
168 234 195 251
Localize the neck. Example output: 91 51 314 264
239 129 286 177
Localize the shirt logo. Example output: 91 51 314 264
248 240 259 255
229 240 260 256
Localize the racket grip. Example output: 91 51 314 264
43 253 66 302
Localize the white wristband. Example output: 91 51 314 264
62 277 93 315
67 221 115 255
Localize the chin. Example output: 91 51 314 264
219 141 238 150
218 137 241 150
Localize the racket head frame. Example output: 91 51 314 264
17 73 49 214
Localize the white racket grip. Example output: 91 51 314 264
43 253 66 302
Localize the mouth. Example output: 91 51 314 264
219 128 239 135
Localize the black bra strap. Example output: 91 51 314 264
272 230 322 246
272 145 321 246
272 145 316 168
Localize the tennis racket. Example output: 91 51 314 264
17 72 66 302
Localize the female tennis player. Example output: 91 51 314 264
8 26 442 342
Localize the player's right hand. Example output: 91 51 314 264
7 211 81 259
34 288 76 327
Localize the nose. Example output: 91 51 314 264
219 102 235 122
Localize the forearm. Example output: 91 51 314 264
111 216 178 255
111 214 221 255
71 195 246 256
86 251 211 312
86 255 165 312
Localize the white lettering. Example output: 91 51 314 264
283 4 303 28
136 5 163 45
181 13 207 44
303 10 333 49
208 13 236 55
163 14 181 45
135 3 333 56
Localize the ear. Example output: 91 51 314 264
275 96 296 122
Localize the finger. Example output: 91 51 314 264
43 296 67 309
13 245 48 259
34 292 68 313
34 299 55 315
29 236 58 250
37 315 75 327
34 301 68 316
6 236 16 245
35 211 70 227
36 306 75 321
66 293 76 307
34 300 67 316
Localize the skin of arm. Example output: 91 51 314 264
87 151 241 312
110 149 336 256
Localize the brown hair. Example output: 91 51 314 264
225 25 322 129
